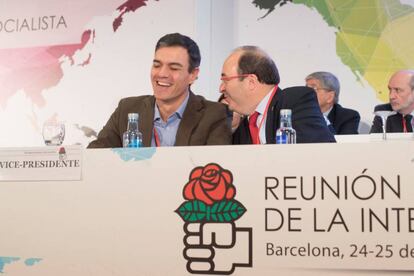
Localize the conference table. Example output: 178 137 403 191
0 134 413 275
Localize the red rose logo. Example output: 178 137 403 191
177 163 246 223
177 163 252 275
183 163 236 205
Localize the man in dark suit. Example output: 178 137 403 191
370 70 414 133
305 71 360 135
88 33 231 148
219 46 335 144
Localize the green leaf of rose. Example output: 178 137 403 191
210 200 246 222
176 200 208 222
175 200 246 222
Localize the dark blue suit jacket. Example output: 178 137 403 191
232 86 336 144
370 103 413 133
327 103 360 135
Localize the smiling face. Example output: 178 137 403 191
151 46 199 107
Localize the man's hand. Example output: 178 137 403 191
183 222 252 274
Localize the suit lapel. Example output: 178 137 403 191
234 117 252 144
407 115 413 132
327 104 337 126
391 113 404 132
327 104 338 134
265 87 282 144
175 92 203 146
140 96 155 147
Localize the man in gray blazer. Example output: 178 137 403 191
88 33 231 148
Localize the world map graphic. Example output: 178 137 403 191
254 0 414 102
0 0 149 109
0 0 413 144
0 257 42 273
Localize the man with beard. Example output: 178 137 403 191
219 46 335 144
370 70 414 133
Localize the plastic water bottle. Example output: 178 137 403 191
276 109 296 144
123 113 142 147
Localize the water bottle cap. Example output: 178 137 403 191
128 113 139 120
280 109 292 116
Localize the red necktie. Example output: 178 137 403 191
249 111 260 144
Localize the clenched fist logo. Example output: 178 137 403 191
176 163 253 274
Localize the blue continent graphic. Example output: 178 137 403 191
112 147 156 161
0 257 20 273
24 258 42 266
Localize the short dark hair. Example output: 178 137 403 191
155 33 201 73
235 46 279 85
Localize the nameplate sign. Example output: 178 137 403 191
0 145 82 181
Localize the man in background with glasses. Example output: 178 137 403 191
305 71 360 135
370 70 414 133
88 33 231 148
220 46 335 144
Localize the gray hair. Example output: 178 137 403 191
405 70 414 90
306 71 340 103
411 74 414 90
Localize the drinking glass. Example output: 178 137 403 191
42 122 65 146
374 111 396 140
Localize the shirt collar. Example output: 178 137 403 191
154 92 190 121
323 106 333 117
255 87 275 115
